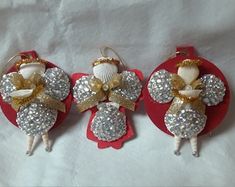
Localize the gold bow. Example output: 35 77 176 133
171 74 204 103
77 74 136 112
10 73 66 112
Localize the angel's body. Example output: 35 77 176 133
0 60 70 155
148 59 226 157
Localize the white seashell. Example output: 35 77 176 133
179 89 202 98
177 66 199 84
19 62 46 79
93 63 118 83
10 89 34 98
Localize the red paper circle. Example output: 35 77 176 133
0 62 72 130
143 55 230 136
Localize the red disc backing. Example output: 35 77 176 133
143 46 230 136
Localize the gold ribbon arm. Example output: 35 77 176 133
77 91 107 112
191 79 204 89
37 93 66 112
171 74 186 90
109 92 135 111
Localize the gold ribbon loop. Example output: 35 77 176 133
77 73 135 112
10 73 66 112
109 92 135 111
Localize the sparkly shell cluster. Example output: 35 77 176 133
91 103 126 141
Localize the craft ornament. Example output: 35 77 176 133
0 51 71 155
72 48 143 149
145 46 229 157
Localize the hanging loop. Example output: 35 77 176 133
99 46 127 70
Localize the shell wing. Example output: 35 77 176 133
200 74 226 106
0 72 18 103
73 75 97 104
44 67 70 101
147 69 173 103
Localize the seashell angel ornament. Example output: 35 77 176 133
72 47 143 149
147 58 226 157
0 51 71 155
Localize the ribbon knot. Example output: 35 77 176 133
89 74 122 93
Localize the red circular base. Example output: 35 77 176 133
0 62 72 130
143 55 230 136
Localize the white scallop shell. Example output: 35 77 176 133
19 62 46 79
93 63 118 83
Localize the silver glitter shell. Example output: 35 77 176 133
200 74 226 106
165 105 207 138
73 75 97 104
147 69 173 103
44 67 70 101
16 102 58 136
0 72 18 103
91 103 126 142
112 71 142 101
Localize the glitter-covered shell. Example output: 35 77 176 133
44 67 70 101
112 71 142 101
73 75 97 104
200 74 226 106
16 102 58 136
0 72 18 103
147 70 173 103
165 103 207 138
91 103 126 142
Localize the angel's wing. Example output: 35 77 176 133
112 71 142 102
0 72 18 103
44 67 70 101
73 75 97 105
147 69 173 103
200 74 226 106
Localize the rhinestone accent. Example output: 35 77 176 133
200 74 226 106
91 103 126 142
112 71 142 101
44 67 70 101
0 72 17 103
16 102 57 136
165 106 207 138
148 70 173 103
73 75 97 103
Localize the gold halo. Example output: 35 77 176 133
15 58 48 70
176 59 201 67
92 57 120 67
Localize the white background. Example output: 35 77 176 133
0 0 234 186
